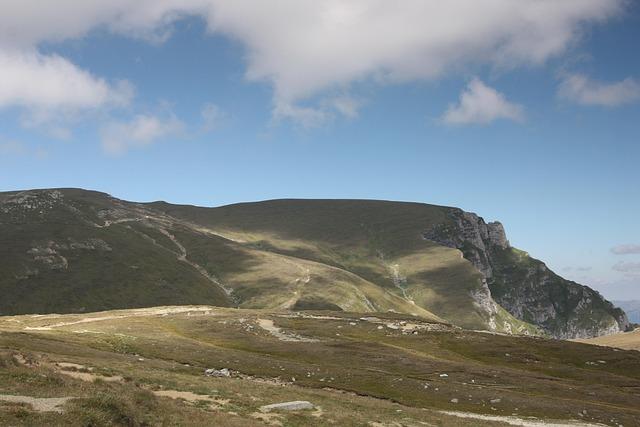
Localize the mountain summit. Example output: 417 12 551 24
0 188 628 338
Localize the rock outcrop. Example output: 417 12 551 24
424 208 629 339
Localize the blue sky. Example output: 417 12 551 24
1 1 639 300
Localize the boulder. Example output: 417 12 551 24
260 401 315 411
204 368 231 377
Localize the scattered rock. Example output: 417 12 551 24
450 398 459 403
205 368 231 377
260 401 315 411
490 398 501 404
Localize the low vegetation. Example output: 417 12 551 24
1 306 639 426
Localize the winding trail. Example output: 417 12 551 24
156 228 236 300
257 318 319 342
0 395 75 413
389 263 413 304
439 411 606 427
89 206 236 302
277 257 312 310
23 306 215 331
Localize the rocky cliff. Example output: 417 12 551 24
423 209 630 339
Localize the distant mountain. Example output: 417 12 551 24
613 300 640 324
0 188 629 338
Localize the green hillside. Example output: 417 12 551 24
0 188 627 338
151 199 512 331
151 198 628 338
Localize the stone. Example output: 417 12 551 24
205 368 231 377
260 401 314 411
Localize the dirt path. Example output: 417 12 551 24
152 390 229 410
91 209 236 302
389 263 414 304
157 228 236 299
277 257 312 310
23 306 215 331
257 318 318 342
0 395 75 413
439 411 606 427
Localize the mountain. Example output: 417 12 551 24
613 300 640 324
0 188 628 338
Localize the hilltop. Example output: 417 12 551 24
0 188 629 338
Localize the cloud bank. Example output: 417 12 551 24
0 50 132 111
0 0 624 121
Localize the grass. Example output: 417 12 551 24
576 327 640 351
1 306 639 426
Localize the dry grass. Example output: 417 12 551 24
1 306 639 426
575 327 640 351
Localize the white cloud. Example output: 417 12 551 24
0 0 624 123
0 50 133 111
442 78 524 125
611 244 640 255
202 1 622 117
100 113 184 155
0 1 210 49
558 73 640 107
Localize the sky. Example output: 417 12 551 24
0 1 639 300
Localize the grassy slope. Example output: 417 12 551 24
151 199 526 331
1 307 639 426
0 190 442 323
576 328 640 351
0 190 231 315
0 189 541 332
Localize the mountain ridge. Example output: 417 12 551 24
0 188 628 338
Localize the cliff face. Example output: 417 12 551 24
423 209 629 339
